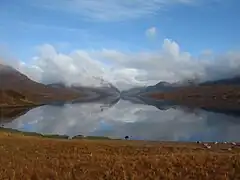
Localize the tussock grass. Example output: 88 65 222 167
0 131 240 180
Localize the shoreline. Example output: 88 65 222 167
1 127 240 144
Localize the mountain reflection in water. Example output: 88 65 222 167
0 107 33 123
1 96 240 142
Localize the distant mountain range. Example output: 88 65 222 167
121 76 240 97
1 62 240 111
0 64 120 107
48 81 120 103
121 76 240 115
200 76 240 86
145 77 240 111
0 64 84 107
121 81 181 97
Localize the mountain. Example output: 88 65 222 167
147 76 240 111
0 64 82 107
144 81 179 93
121 76 240 111
48 81 120 102
121 81 179 97
0 90 36 107
200 76 240 86
92 76 121 94
123 76 240 97
0 63 120 107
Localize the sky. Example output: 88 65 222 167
0 0 240 90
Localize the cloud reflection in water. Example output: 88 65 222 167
2 99 240 142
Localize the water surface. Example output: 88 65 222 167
1 98 240 142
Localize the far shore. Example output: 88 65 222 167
0 127 117 140
1 127 240 144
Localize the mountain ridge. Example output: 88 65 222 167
0 63 120 107
0 64 82 107
122 76 240 96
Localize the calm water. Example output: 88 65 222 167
1 98 240 142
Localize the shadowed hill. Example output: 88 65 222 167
0 64 121 107
122 76 240 111
0 64 82 107
149 83 240 111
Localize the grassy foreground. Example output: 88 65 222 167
0 131 240 180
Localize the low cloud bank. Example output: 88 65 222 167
1 39 240 90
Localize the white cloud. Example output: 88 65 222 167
12 38 240 91
146 27 157 39
26 0 199 22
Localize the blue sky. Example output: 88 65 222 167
0 0 240 89
1 0 239 60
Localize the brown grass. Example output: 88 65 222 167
0 132 240 180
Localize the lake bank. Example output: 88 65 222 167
0 128 239 180
0 127 118 140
